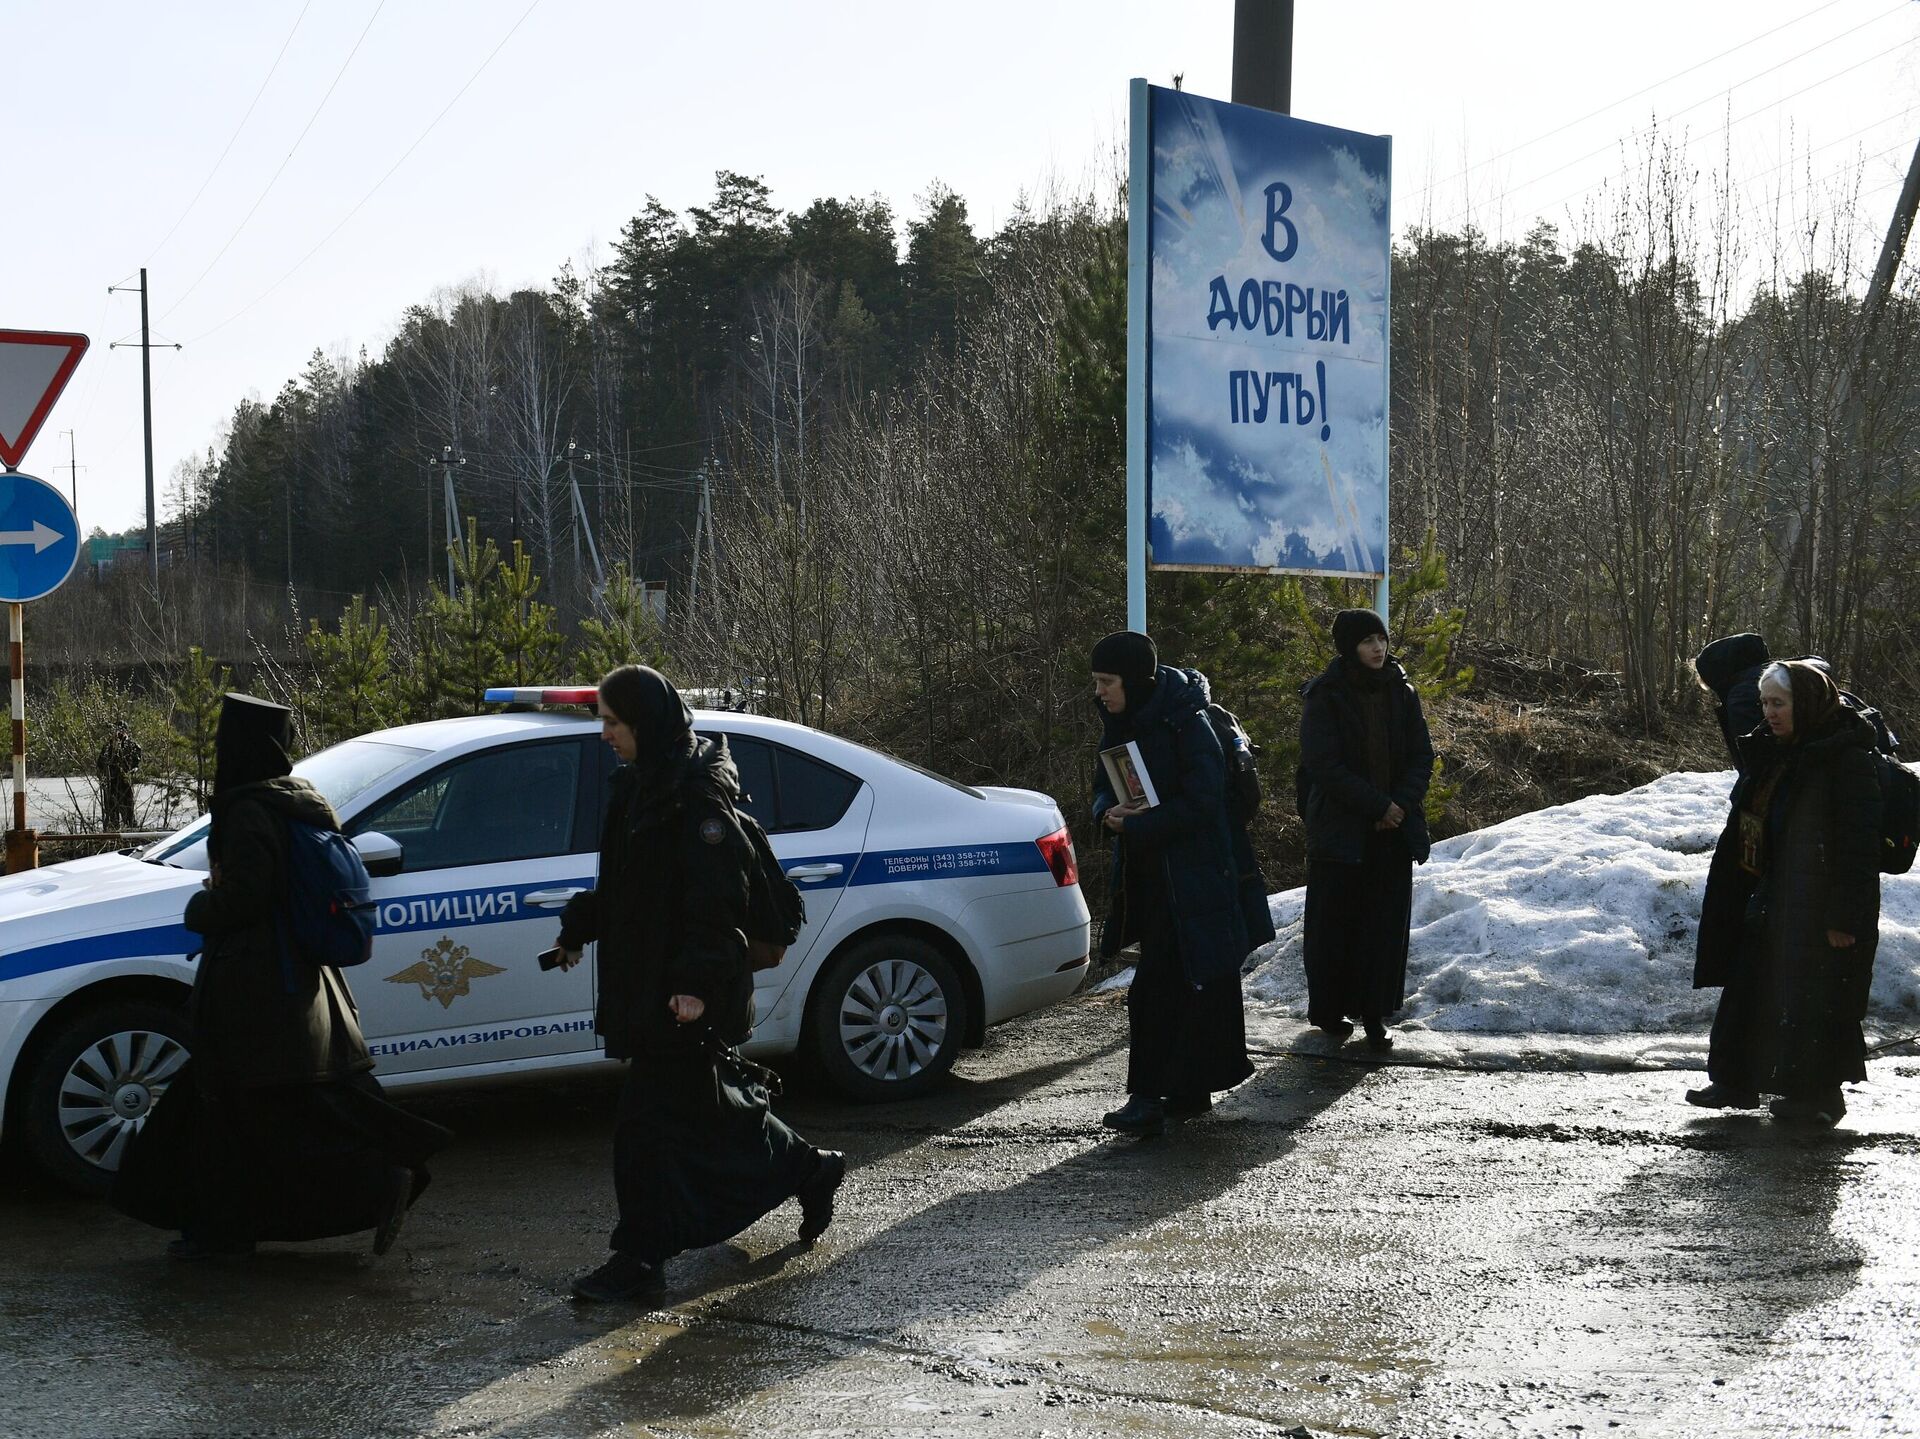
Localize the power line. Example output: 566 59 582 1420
145 0 315 267
1412 0 1860 205
161 0 388 322
1450 29 1920 233
183 0 544 347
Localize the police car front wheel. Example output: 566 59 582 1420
22 998 191 1195
810 936 967 1101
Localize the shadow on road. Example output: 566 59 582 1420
456 1051 1371 1437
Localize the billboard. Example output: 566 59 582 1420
1134 84 1391 579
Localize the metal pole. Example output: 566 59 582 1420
9 604 23 834
139 269 158 590
568 450 581 585
6 602 34 873
1231 0 1294 113
444 469 460 594
1126 79 1151 634
64 430 78 510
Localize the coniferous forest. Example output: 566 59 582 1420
29 142 1920 879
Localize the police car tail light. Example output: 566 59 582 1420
482 686 600 706
1035 827 1078 887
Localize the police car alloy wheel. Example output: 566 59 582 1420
810 936 967 1101
22 999 190 1195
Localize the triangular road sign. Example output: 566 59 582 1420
0 330 89 470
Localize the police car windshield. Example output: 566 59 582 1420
142 739 428 864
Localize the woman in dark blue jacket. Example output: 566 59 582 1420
1091 631 1254 1138
1299 610 1435 1052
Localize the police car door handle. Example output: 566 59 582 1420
524 887 587 908
785 863 843 882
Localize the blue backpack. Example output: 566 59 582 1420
277 820 377 974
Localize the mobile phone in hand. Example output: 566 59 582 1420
537 946 567 972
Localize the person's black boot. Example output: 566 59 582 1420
1686 1082 1760 1110
1314 1020 1355 1041
570 1252 666 1302
1364 1018 1394 1052
371 1166 415 1257
1771 1089 1845 1127
797 1149 847 1243
1101 1095 1164 1137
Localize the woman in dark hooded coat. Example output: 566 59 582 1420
1298 610 1435 1052
1090 631 1254 1139
113 694 446 1260
1689 660 1881 1127
553 666 845 1302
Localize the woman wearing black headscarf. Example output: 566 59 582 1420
553 665 845 1302
113 694 446 1260
1090 631 1254 1138
1690 660 1882 1126
1298 610 1435 1052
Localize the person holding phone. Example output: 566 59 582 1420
549 665 846 1302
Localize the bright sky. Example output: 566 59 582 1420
6 0 1917 536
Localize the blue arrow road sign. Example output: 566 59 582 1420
0 472 81 603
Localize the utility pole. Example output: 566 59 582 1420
1231 0 1293 114
108 269 180 590
427 444 465 594
59 429 78 511
566 439 604 596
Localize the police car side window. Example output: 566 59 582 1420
725 737 777 830
773 747 858 832
351 741 582 872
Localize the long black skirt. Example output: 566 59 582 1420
1707 916 1871 1097
610 1048 817 1263
1125 912 1255 1100
1303 829 1413 1026
112 1063 448 1244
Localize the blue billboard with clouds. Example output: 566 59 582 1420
1144 86 1391 577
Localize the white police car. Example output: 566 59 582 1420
0 689 1090 1192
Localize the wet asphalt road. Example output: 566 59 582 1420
2 991 1916 1439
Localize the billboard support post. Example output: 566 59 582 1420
1126 78 1151 634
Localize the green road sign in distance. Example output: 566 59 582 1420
0 472 82 603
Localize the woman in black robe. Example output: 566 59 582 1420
553 666 845 1302
1298 610 1435 1052
1690 660 1881 1126
113 694 447 1260
1090 631 1254 1139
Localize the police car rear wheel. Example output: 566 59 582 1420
810 937 966 1101
23 999 191 1195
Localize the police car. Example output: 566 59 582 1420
0 689 1090 1192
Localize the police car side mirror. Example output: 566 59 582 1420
353 831 405 878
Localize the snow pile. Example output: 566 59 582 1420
1243 769 1920 1039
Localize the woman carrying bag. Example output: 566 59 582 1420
113 693 446 1261
553 665 846 1302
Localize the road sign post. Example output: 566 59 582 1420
6 602 28 874
0 329 89 874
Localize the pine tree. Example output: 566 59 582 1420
423 520 509 715
168 646 230 810
495 539 567 687
573 565 669 683
304 595 398 746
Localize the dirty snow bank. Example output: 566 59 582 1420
1240 769 1920 1054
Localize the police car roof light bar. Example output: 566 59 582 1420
482 686 599 706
